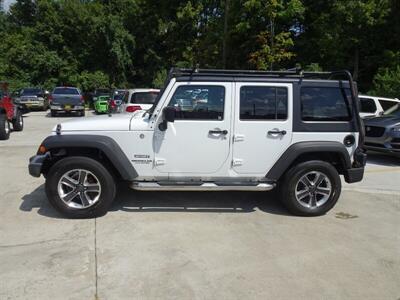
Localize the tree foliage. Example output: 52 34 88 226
0 0 399 97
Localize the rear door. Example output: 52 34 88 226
232 82 293 174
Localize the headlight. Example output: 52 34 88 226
393 126 400 132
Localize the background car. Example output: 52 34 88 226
359 95 400 118
364 103 400 155
109 89 127 113
122 88 160 113
94 95 110 114
0 82 24 140
49 87 85 117
15 87 49 111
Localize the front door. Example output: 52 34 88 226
232 82 293 175
154 82 232 174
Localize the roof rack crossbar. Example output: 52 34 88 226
168 68 345 79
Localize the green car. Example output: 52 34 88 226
94 95 110 114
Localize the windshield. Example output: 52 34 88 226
384 103 400 117
21 88 42 96
53 88 80 95
112 90 126 100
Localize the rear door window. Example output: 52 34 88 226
301 87 352 121
360 97 377 113
240 86 288 120
53 88 80 95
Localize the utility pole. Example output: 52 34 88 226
222 0 230 69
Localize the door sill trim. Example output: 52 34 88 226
130 182 275 191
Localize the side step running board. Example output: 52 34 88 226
130 182 275 191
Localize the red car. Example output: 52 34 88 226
0 82 24 140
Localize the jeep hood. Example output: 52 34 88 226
53 111 151 132
55 114 133 132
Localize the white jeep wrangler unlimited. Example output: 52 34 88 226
29 68 367 218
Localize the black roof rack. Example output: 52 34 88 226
168 67 353 81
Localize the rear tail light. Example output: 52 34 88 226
48 95 53 102
110 100 116 108
80 95 85 103
126 105 141 113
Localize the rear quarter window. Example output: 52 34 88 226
130 92 159 104
301 87 352 121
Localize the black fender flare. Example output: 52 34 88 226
266 141 351 181
41 134 138 180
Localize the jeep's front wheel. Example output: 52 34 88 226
45 156 116 218
280 161 341 216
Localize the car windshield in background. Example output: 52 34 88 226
131 92 159 104
113 93 125 100
21 88 42 96
53 88 79 95
384 103 400 117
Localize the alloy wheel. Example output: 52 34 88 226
295 171 332 209
57 169 101 209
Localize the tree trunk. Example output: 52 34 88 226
353 48 359 81
222 0 230 69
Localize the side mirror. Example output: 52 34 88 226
158 106 175 131
163 106 175 123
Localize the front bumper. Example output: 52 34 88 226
20 100 46 108
364 126 400 153
28 153 50 177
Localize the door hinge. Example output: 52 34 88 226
155 158 166 166
232 158 243 166
234 134 245 142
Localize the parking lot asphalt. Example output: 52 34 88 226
0 111 399 300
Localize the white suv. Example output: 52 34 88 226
122 88 160 113
29 68 366 218
359 95 400 118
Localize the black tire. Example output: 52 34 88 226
79 110 85 117
50 110 57 117
45 156 116 218
0 114 10 140
280 160 341 216
12 109 24 131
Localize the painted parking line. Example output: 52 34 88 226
365 167 400 174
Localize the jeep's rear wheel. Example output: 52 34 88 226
12 109 23 131
45 156 116 218
0 114 10 140
280 160 341 216
50 110 57 117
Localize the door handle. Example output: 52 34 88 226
209 129 228 135
268 130 287 136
